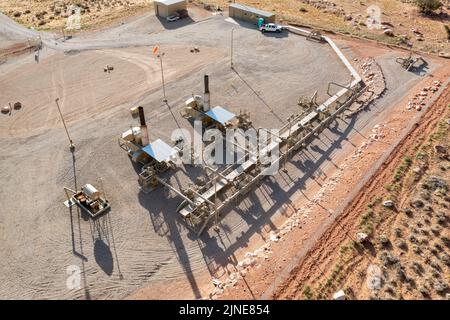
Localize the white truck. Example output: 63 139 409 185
259 23 283 33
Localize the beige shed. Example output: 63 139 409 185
229 3 276 24
154 0 187 18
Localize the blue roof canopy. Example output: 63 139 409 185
205 106 236 125
142 139 177 162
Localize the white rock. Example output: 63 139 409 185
333 290 346 300
412 167 422 174
383 29 394 36
383 200 395 208
357 232 368 243
244 252 256 259
238 258 255 268
213 287 224 296
212 278 223 288
269 232 280 242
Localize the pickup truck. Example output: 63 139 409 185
166 9 189 22
166 14 180 22
259 23 283 33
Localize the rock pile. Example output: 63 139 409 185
406 80 442 111
353 123 387 159
299 0 345 16
1 105 11 114
359 58 386 97
346 57 386 117
209 242 273 298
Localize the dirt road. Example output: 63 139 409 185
273 82 450 300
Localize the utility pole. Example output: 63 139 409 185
231 28 235 69
158 52 167 102
55 98 75 152
213 170 220 233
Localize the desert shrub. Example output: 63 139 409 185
396 266 407 282
440 253 450 266
385 285 395 295
380 251 399 266
410 261 423 274
433 280 448 293
431 225 442 235
412 244 422 254
379 235 390 247
431 269 440 278
415 0 443 15
303 285 313 299
445 25 450 40
419 286 430 297
430 260 441 271
409 234 418 243
397 240 408 250
441 236 450 247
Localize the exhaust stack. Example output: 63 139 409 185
138 106 149 146
203 75 210 112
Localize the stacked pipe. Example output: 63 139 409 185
138 106 149 147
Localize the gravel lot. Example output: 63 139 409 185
0 11 431 299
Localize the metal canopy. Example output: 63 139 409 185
229 3 275 18
155 0 185 6
205 106 236 125
142 139 177 162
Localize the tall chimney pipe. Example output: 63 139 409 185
138 106 146 126
203 75 210 112
204 75 210 94
138 106 149 147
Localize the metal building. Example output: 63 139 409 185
154 0 187 18
229 3 276 24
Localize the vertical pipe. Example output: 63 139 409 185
138 106 146 126
203 75 210 112
138 106 149 146
231 28 235 69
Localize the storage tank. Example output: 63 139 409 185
82 184 101 201
258 18 265 28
